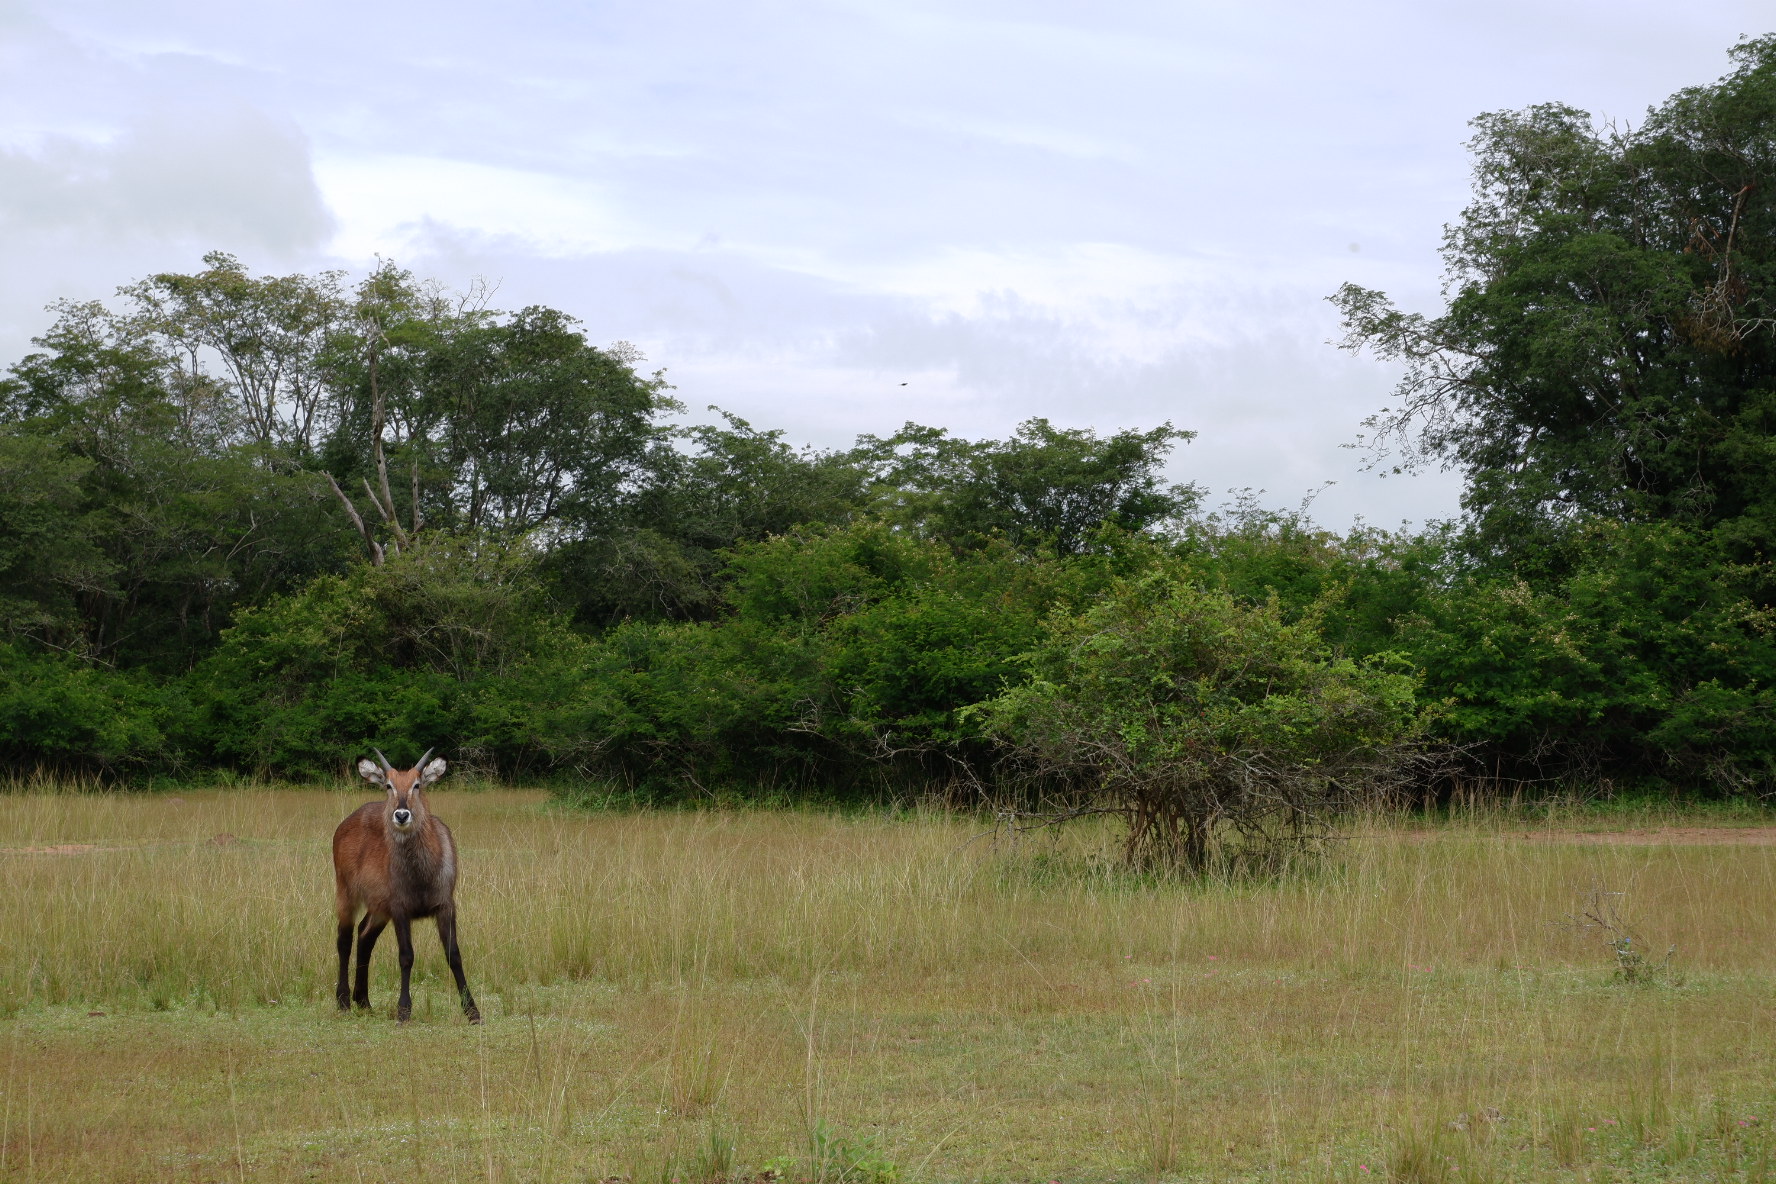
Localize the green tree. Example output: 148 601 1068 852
419 308 676 537
549 410 873 625
315 260 482 563
0 433 107 650
119 250 349 459
1334 36 1776 559
1173 495 1459 661
0 644 171 773
729 523 1082 764
317 265 680 568
0 300 347 670
191 536 589 777
1397 521 1776 790
856 418 1199 556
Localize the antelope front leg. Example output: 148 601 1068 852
394 917 415 1023
354 915 387 1010
435 908 482 1024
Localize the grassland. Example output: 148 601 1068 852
3 787 1776 1182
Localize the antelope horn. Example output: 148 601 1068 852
371 748 393 775
416 747 435 771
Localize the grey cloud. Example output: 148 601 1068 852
402 223 897 346
0 106 333 249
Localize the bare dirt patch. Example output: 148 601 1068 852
1378 824 1776 846
1521 825 1776 846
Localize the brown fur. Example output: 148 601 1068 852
333 752 481 1023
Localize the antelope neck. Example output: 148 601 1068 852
390 822 440 872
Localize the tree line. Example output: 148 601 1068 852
8 37 1776 859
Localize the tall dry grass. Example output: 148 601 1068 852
3 789 1776 1181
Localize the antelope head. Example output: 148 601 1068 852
357 747 448 836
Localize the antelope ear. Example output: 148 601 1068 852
356 758 385 784
419 757 448 786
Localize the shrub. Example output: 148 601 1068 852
971 564 1427 873
556 617 834 795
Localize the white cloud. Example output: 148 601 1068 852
314 154 629 260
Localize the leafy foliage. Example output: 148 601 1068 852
550 411 874 626
0 300 348 668
1401 521 1776 788
331 296 678 539
856 417 1199 554
552 525 1090 795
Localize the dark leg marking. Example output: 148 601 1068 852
394 918 415 1023
335 922 354 1010
436 909 481 1023
354 915 387 1010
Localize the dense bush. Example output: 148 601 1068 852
731 524 1085 754
553 524 1098 796
0 645 172 773
1402 522 1776 790
188 539 591 778
13 196 1776 817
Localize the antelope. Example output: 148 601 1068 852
333 748 482 1023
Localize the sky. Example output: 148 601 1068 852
0 0 1767 528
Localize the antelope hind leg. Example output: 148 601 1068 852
335 922 354 1010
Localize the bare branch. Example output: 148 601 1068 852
325 472 385 565
363 326 411 550
410 455 424 535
